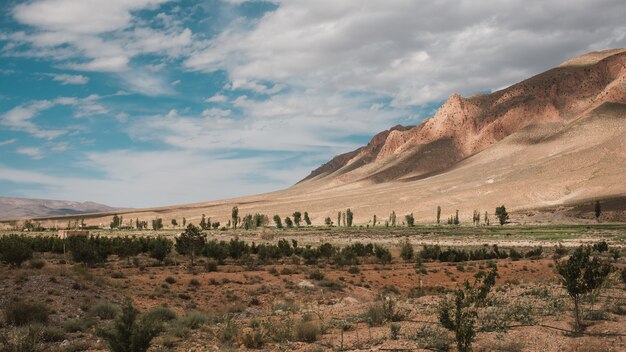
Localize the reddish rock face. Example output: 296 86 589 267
301 49 626 185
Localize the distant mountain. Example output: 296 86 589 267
0 197 119 220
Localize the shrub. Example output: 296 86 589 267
189 278 200 287
0 326 42 352
90 301 119 320
555 245 612 331
164 276 176 284
142 306 177 323
36 325 66 342
175 224 206 266
0 236 33 267
29 258 45 269
307 269 325 280
148 237 173 264
67 235 108 265
206 259 218 272
390 324 401 340
4 301 50 326
410 324 452 351
63 317 97 333
243 328 264 349
374 245 392 264
100 300 162 352
219 318 238 343
364 298 404 326
180 311 210 329
621 267 626 286
295 320 320 342
348 266 360 274
399 238 414 262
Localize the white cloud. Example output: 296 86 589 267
16 147 44 160
184 0 626 106
0 138 18 146
205 94 228 103
13 0 170 34
1 95 109 139
47 73 89 85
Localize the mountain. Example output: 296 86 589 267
0 197 119 220
8 48 626 226
300 48 626 186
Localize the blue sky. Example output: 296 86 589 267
1 0 625 207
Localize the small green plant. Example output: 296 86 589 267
555 245 612 331
90 301 119 320
295 319 320 342
390 323 401 340
4 300 50 326
100 300 162 352
399 238 414 262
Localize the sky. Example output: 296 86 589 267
1 0 625 208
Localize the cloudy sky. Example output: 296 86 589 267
1 0 625 207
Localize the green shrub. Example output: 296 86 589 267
100 300 162 352
90 301 119 320
0 236 33 267
33 324 66 342
0 326 42 352
390 324 401 340
164 277 176 284
219 318 238 343
399 238 414 262
348 266 359 274
189 278 200 287
4 301 50 326
141 306 177 323
180 311 210 329
29 258 45 269
363 298 404 326
307 269 325 280
63 317 97 333
206 259 218 272
242 328 264 349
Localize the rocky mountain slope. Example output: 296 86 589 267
300 48 626 186
0 197 119 220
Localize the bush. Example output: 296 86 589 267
4 301 50 326
621 267 626 286
348 266 359 274
399 238 414 262
243 329 264 349
390 324 401 340
374 245 392 264
141 306 177 323
90 301 119 320
35 325 66 343
219 318 238 343
0 236 33 267
164 276 176 284
100 300 162 352
29 258 45 269
180 311 210 329
307 269 325 280
148 237 173 263
295 320 320 342
206 259 218 272
363 298 404 326
0 326 42 352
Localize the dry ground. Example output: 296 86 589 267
1 226 625 351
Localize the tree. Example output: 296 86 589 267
405 213 415 227
149 237 172 264
324 217 333 226
342 212 346 227
495 206 509 226
303 212 311 226
372 214 377 227
436 206 441 225
151 218 163 230
231 207 239 229
101 300 161 352
0 235 33 267
171 219 177 228
555 245 612 331
438 267 498 352
346 209 353 227
484 211 489 226
390 211 397 227
273 215 283 228
454 210 460 225
182 217 186 227
284 216 293 228
175 224 206 266
292 212 302 227
111 214 121 229
199 214 207 230
594 201 601 222
337 212 342 227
